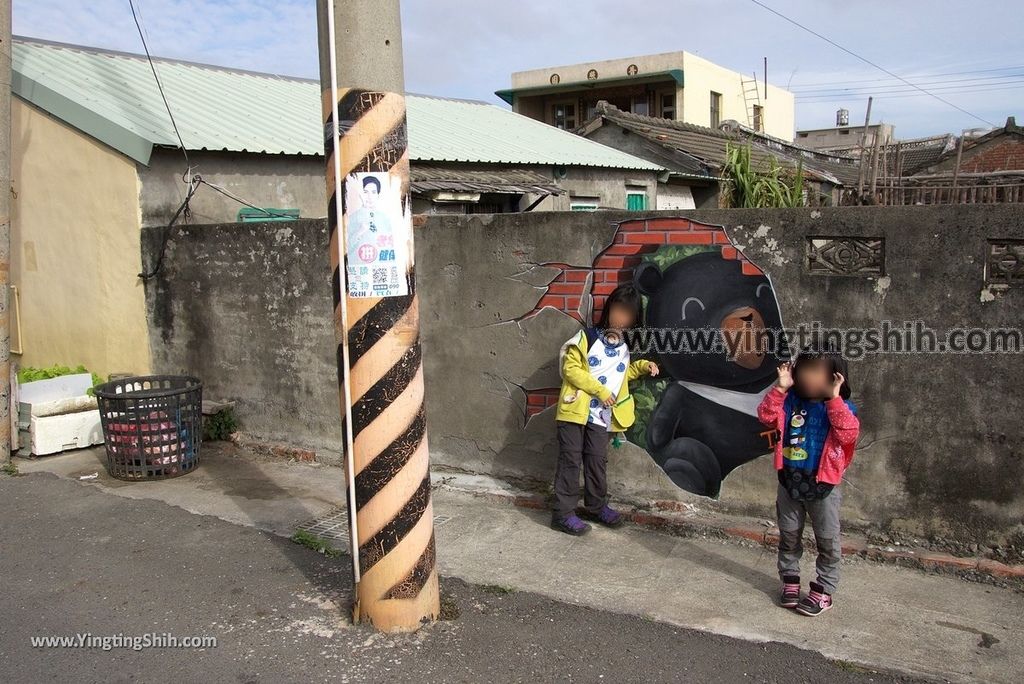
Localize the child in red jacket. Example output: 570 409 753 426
757 347 859 617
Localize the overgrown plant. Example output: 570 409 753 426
722 142 806 208
203 407 238 441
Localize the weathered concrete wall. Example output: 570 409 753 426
143 206 1024 545
143 220 340 454
140 149 327 227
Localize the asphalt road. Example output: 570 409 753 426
0 472 918 683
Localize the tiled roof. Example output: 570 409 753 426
585 103 861 186
410 164 562 195
12 36 663 172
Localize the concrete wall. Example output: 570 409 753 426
11 98 151 378
143 206 1024 545
140 150 658 222
140 149 327 227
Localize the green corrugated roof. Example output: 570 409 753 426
12 36 663 172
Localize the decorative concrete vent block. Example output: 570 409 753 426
806 237 885 276
986 239 1024 287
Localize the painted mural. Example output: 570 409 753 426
525 217 789 499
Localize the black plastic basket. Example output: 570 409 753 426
94 375 203 481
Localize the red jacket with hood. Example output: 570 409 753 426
756 388 860 486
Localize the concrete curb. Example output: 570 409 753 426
433 472 1024 581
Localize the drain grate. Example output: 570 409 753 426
295 509 453 541
295 508 349 542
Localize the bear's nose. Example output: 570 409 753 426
721 306 767 370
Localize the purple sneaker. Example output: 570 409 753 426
551 514 591 536
579 505 625 528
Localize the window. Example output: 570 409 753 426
710 91 722 128
631 95 649 116
570 196 600 211
552 102 577 130
626 191 648 211
753 104 764 132
660 92 676 119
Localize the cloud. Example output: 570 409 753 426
14 0 1021 137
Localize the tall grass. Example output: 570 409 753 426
722 142 806 208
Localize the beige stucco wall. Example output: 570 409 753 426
11 99 151 379
680 52 795 141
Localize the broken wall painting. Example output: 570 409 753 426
524 217 789 498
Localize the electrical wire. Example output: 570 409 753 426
794 81 1024 101
194 176 299 220
138 176 200 280
792 72 1024 95
128 0 191 178
790 65 1024 89
748 0 997 127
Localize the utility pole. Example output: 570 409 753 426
0 0 12 464
855 96 873 199
315 0 439 632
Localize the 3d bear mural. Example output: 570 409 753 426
523 218 790 500
632 248 789 497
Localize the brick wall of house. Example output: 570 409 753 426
524 216 763 417
958 135 1024 174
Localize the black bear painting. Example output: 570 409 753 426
631 246 789 498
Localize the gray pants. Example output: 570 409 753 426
553 421 610 520
776 483 843 594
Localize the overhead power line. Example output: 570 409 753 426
748 0 997 127
128 0 190 172
796 80 1024 101
792 72 1024 95
797 83 1024 103
790 64 1024 89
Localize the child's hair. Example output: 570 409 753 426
596 284 643 330
791 343 852 400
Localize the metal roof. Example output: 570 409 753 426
12 36 663 172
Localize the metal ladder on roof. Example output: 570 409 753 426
741 73 761 131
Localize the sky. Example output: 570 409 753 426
12 0 1022 139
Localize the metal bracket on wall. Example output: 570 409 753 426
806 237 885 277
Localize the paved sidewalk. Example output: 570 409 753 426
1 472 908 684
14 444 1024 682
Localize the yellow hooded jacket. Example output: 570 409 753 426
554 328 652 433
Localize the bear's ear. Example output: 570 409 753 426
633 261 663 295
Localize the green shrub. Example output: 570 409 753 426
203 407 238 441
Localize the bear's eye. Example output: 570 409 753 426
680 297 706 321
756 283 772 299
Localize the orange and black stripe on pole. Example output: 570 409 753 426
316 0 439 632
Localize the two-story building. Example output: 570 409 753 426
496 51 796 141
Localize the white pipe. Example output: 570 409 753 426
327 0 362 587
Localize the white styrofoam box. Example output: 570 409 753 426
29 410 104 456
19 373 94 405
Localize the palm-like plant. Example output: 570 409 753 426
723 142 805 208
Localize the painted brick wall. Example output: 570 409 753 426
525 216 763 417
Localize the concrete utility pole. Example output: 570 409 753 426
855 96 873 198
0 0 12 463
315 0 439 632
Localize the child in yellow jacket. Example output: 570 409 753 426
552 284 659 535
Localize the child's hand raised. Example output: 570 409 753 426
648 362 660 377
830 372 845 399
775 362 794 392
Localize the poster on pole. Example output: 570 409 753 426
343 171 412 298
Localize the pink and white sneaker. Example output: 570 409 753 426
796 581 833 616
780 575 801 609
